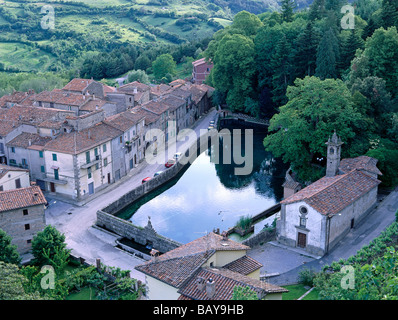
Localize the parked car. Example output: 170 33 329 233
142 177 151 184
165 159 176 168
208 125 214 131
154 171 163 177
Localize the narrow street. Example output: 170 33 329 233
44 109 218 281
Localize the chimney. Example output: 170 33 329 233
32 192 39 202
196 277 206 291
133 87 138 94
206 278 216 299
28 139 32 146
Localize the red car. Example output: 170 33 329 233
142 177 151 184
165 159 175 168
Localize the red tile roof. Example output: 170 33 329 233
104 110 145 131
7 132 52 149
0 186 47 213
281 169 381 216
178 267 287 300
0 164 28 179
62 78 94 92
44 122 122 154
339 156 382 176
223 255 262 275
142 100 169 115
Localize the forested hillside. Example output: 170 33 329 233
204 0 398 185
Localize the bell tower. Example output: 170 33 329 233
326 131 343 177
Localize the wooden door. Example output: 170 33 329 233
50 183 56 193
297 232 307 248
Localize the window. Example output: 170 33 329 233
27 239 31 244
23 209 28 216
9 159 16 165
88 167 92 179
15 178 21 189
54 169 59 180
103 144 107 153
52 153 57 161
11 147 15 153
24 224 30 230
104 157 108 167
41 166 45 173
39 151 43 158
95 163 99 170
86 151 90 164
119 136 123 143
300 217 307 228
94 148 98 157
0 185 3 191
22 158 27 166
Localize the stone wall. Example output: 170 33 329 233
96 210 181 253
96 130 217 252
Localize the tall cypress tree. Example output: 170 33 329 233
309 0 326 21
315 28 340 80
381 0 398 28
281 0 296 23
294 22 320 78
340 30 364 73
362 18 378 40
271 34 292 105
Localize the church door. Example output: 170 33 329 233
297 232 307 248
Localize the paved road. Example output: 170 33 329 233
44 109 218 281
252 188 398 286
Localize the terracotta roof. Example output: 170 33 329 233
160 95 186 111
223 255 262 275
62 78 94 92
131 107 159 125
189 84 208 104
44 122 122 154
135 251 214 288
150 84 173 97
177 267 288 300
192 58 213 67
80 99 109 112
281 169 381 216
7 132 52 149
0 164 28 179
0 186 47 213
135 232 250 288
0 91 34 107
119 81 150 92
104 110 145 131
339 156 382 176
142 100 169 115
171 87 192 100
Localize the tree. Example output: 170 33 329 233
271 34 293 105
0 262 42 300
281 0 296 22
231 285 258 300
293 22 320 78
152 53 176 81
134 54 151 71
209 33 256 112
381 0 398 29
230 10 263 37
309 0 326 21
0 229 21 265
340 30 364 73
31 225 69 267
315 28 340 80
127 69 149 84
264 76 367 182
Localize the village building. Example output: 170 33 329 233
192 58 213 85
278 132 382 256
0 90 35 109
0 164 30 191
135 232 287 300
0 185 47 254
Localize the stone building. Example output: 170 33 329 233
277 132 382 257
192 58 213 85
0 185 47 254
135 232 287 300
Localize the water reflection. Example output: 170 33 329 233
116 126 288 244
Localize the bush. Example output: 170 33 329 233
298 268 317 287
236 215 252 231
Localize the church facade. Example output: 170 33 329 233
277 132 382 257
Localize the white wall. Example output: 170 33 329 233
0 170 30 191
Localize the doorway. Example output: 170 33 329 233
351 218 355 229
88 182 94 195
50 182 56 193
297 232 307 248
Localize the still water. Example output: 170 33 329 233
116 125 288 244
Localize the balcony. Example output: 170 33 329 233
41 174 68 185
80 155 101 169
